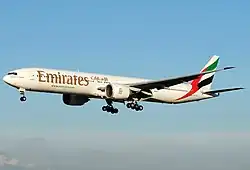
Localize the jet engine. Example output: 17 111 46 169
105 84 131 100
62 94 90 106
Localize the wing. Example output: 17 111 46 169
203 87 244 95
127 67 235 91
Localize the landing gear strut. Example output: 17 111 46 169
126 102 143 111
19 88 27 102
102 100 119 114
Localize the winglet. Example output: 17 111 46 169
224 66 235 70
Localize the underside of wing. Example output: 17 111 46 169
127 67 234 91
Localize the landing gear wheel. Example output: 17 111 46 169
138 105 143 111
102 105 119 114
130 103 135 109
20 96 26 102
106 106 111 112
135 104 140 111
126 103 131 108
114 108 118 113
102 106 107 111
126 102 144 112
111 108 119 114
102 100 119 114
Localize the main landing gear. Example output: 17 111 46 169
19 88 27 102
102 100 119 114
126 102 143 111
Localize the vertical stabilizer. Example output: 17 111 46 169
193 55 220 92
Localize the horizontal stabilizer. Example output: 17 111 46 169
203 87 244 95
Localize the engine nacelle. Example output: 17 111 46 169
62 94 89 106
105 84 131 100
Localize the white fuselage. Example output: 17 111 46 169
3 68 214 104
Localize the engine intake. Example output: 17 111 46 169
105 84 131 100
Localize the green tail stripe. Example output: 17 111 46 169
206 58 219 71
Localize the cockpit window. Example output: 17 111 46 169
7 72 17 75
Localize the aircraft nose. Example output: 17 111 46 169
3 75 8 83
3 75 12 85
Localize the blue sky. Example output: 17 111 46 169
0 0 249 143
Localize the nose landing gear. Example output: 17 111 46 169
19 88 27 102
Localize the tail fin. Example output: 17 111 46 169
191 55 220 92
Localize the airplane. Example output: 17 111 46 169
2 55 243 114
